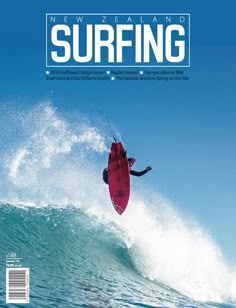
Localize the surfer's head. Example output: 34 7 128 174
128 157 136 167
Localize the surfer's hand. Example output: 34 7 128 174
146 166 152 172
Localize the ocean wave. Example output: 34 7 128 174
0 101 236 307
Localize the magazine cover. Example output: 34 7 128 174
1 1 235 307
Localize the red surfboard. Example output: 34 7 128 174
108 142 130 215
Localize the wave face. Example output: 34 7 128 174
0 101 236 307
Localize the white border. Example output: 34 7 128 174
46 13 191 68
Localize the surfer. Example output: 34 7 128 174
103 157 152 184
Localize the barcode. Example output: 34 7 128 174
6 268 30 304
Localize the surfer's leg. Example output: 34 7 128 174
103 168 109 184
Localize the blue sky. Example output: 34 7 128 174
0 1 236 261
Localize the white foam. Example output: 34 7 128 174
6 102 107 189
87 191 236 303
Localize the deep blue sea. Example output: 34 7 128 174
0 103 236 307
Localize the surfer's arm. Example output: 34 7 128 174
130 166 152 177
130 169 147 177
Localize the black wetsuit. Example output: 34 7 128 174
103 168 148 184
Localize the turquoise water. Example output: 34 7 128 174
0 204 235 308
0 102 236 307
